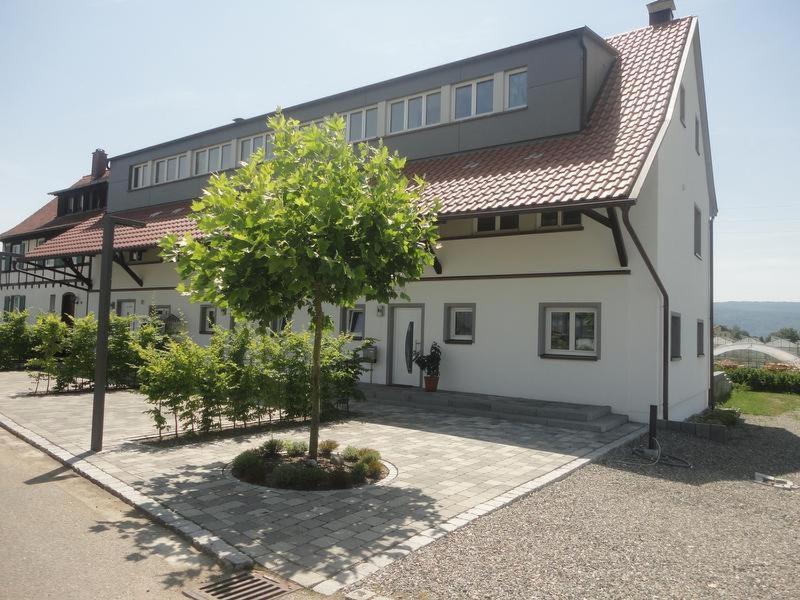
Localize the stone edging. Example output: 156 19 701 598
0 413 253 572
319 424 648 596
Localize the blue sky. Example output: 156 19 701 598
1 0 798 301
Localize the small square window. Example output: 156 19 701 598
562 211 582 226
200 306 217 334
499 214 519 230
129 250 144 262
541 212 559 227
342 306 365 340
476 216 496 232
444 304 475 344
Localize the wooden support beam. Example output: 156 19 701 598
581 209 612 228
64 257 93 289
112 253 143 287
606 207 629 268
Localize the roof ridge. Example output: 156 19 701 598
605 14 695 43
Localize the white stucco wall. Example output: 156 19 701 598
653 36 714 421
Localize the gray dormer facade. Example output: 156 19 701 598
107 27 615 213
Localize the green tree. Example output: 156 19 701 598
769 327 800 343
161 113 439 457
26 313 68 393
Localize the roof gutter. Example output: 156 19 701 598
621 205 670 420
438 197 636 222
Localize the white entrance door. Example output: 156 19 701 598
117 300 136 328
391 306 423 386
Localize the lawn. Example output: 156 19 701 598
723 387 800 416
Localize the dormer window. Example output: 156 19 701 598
454 77 494 120
507 69 528 109
131 163 150 189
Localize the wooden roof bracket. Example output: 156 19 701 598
112 252 143 287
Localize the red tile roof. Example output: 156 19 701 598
26 200 197 258
25 18 692 259
0 199 58 241
409 17 692 216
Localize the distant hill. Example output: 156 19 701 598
714 302 800 338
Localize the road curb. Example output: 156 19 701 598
0 412 254 572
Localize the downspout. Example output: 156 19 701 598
708 216 715 407
620 206 670 420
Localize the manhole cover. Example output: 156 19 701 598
184 572 294 600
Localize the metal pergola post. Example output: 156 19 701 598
90 215 146 452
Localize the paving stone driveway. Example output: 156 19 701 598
0 371 642 594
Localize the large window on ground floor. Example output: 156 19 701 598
539 303 600 359
3 295 26 312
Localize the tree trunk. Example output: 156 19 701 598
309 295 323 459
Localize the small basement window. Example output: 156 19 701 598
539 304 599 359
341 305 365 340
444 303 475 344
671 313 682 360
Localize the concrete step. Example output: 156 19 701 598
361 384 629 433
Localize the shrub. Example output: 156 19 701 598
319 439 339 456
0 310 33 370
260 438 285 458
328 467 352 489
350 461 367 484
284 440 308 457
341 445 359 462
231 449 265 484
55 314 97 390
271 464 327 490
362 458 383 479
721 365 800 395
690 407 741 427
356 448 381 463
26 313 68 393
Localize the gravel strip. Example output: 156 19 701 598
350 412 800 599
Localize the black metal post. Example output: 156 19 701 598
90 215 146 452
648 404 658 450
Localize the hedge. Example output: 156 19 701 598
720 366 800 395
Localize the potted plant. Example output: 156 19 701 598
413 342 442 392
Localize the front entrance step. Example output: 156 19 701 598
360 384 629 433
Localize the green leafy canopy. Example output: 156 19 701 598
160 112 440 326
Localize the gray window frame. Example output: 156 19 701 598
671 312 682 360
443 303 476 345
538 302 601 360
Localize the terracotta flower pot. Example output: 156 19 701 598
423 375 439 392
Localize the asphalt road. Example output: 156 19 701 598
0 428 225 600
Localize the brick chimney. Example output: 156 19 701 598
647 0 676 26
91 148 108 179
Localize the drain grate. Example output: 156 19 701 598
184 572 294 600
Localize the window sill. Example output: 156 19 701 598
539 353 598 361
671 356 682 361
444 339 473 345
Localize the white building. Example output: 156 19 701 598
3 3 716 424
